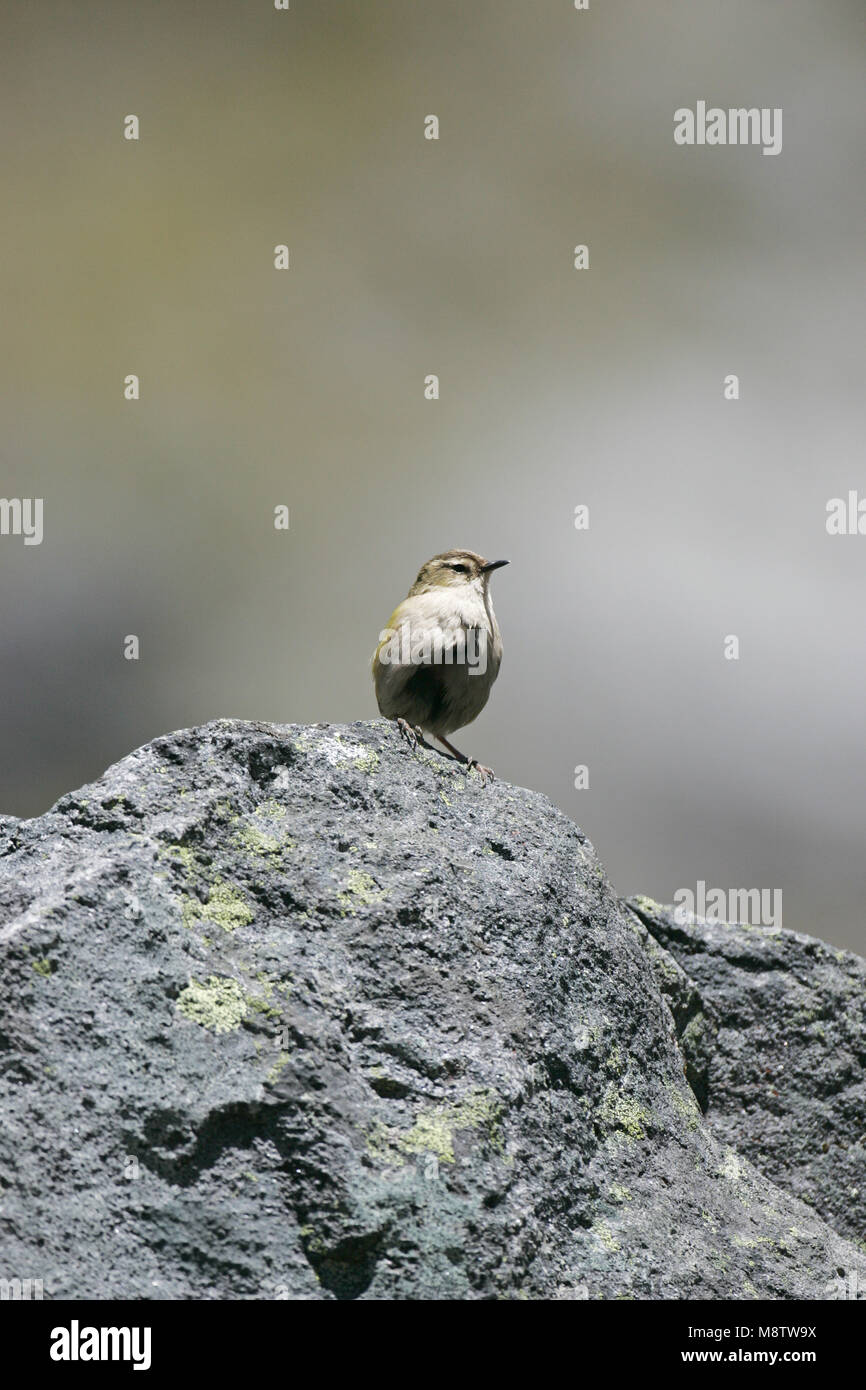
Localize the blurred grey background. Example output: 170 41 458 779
2 1 864 950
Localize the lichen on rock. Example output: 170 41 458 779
0 718 863 1300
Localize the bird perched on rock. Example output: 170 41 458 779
371 549 508 782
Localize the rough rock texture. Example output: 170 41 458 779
628 898 866 1251
0 719 864 1300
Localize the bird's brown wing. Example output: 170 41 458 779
402 664 449 729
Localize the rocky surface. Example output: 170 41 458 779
0 718 864 1300
628 897 866 1252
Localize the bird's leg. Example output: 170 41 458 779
436 734 495 785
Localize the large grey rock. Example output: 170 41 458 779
628 897 866 1253
0 719 863 1300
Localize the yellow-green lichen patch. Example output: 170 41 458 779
161 843 209 907
642 936 683 986
177 975 246 1034
233 824 283 857
245 991 282 1023
266 1051 291 1084
232 800 295 859
436 764 467 794
630 895 662 915
592 1219 620 1253
574 1020 604 1051
304 732 379 774
666 1080 702 1130
337 746 379 773
162 842 257 933
732 1233 775 1250
159 843 202 878
31 957 53 977
608 1184 632 1203
367 1089 503 1167
181 879 254 934
337 869 384 914
598 1085 653 1141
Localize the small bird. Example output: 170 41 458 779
372 549 508 781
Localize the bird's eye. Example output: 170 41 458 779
449 563 469 574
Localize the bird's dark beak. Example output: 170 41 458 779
481 559 509 574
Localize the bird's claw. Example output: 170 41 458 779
468 758 495 786
396 717 418 752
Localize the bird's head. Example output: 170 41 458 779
408 549 509 597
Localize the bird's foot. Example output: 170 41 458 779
436 734 494 786
396 718 434 754
396 717 419 752
467 758 495 786
397 722 433 756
